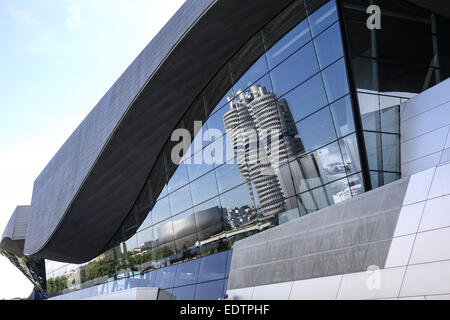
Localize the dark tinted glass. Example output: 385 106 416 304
377 27 433 67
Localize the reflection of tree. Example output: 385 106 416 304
0 248 46 297
152 246 174 261
47 276 68 293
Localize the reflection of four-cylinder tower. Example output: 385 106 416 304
223 84 304 217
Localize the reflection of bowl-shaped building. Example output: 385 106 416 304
157 207 224 249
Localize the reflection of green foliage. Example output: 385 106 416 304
202 239 230 257
0 249 43 291
47 276 68 293
152 246 174 261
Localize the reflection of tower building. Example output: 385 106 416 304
223 85 304 217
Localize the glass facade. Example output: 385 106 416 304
46 0 365 299
43 0 450 300
341 0 450 187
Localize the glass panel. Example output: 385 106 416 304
380 96 400 133
220 184 257 225
167 163 189 194
296 186 329 215
186 158 215 182
205 103 233 138
203 65 233 116
265 19 312 69
169 185 193 216
321 58 349 102
151 196 171 225
172 284 196 300
172 209 196 240
364 131 383 171
289 141 345 194
174 259 200 287
438 34 450 70
339 133 361 174
195 205 224 243
352 57 379 92
141 270 158 287
294 107 337 152
348 172 364 196
279 73 328 122
358 92 380 131
307 0 338 37
137 208 152 233
270 42 320 96
190 170 219 206
383 171 401 185
198 251 228 283
233 54 269 93
155 265 177 289
137 227 155 251
153 242 177 265
313 22 343 69
382 133 400 172
153 220 174 249
175 233 199 257
330 95 355 137
370 171 400 189
226 250 233 276
344 19 374 58
214 160 247 194
377 26 433 67
263 0 307 53
195 279 225 300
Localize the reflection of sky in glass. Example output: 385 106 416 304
266 19 311 69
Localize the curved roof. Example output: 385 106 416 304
22 0 296 263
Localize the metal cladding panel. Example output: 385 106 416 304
1 206 30 256
23 0 295 263
227 177 411 290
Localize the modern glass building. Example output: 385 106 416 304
2 0 450 300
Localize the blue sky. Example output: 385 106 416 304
0 0 184 299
